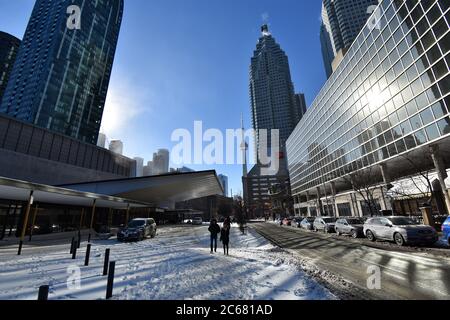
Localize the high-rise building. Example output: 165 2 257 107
244 25 306 217
152 149 170 175
134 157 144 177
0 32 21 103
109 140 123 155
143 161 154 176
218 174 229 197
0 0 124 144
321 0 379 78
97 133 107 149
249 24 305 156
288 0 450 217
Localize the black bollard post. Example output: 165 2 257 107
84 244 91 266
72 242 78 259
88 233 91 243
18 240 23 256
70 237 75 254
102 248 110 276
77 230 81 249
106 261 116 299
37 285 49 301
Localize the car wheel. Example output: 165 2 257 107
313 227 318 232
351 230 358 239
366 230 376 242
394 233 405 246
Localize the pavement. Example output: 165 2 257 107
252 222 450 300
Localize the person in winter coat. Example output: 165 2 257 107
220 224 230 256
208 219 221 253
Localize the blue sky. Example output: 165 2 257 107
0 0 327 196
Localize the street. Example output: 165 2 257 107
252 223 450 300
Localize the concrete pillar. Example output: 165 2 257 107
379 163 393 211
430 145 450 215
331 182 339 217
316 186 322 216
305 192 311 217
350 193 361 217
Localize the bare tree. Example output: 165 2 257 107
341 165 381 217
233 196 247 234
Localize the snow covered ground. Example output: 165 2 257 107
0 224 336 300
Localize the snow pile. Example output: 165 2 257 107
0 225 336 300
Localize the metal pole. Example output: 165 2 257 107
103 248 110 276
106 261 116 299
37 285 49 301
89 199 97 243
84 244 91 266
72 241 78 259
29 205 39 242
18 191 34 255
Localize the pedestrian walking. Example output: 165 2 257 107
208 219 221 253
220 224 230 256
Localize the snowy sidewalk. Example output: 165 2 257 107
0 225 336 300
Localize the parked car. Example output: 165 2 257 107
335 217 365 238
363 216 438 246
313 217 337 233
442 216 450 246
282 218 293 226
300 217 316 230
291 218 303 228
192 217 203 225
117 218 157 242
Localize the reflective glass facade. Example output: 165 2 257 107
0 32 21 103
287 0 450 196
0 0 124 145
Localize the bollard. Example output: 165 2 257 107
106 261 116 299
72 242 78 259
70 237 75 254
77 230 81 249
38 285 49 301
88 233 91 243
18 240 23 256
103 248 110 276
84 244 91 266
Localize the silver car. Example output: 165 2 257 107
313 217 337 233
300 217 316 230
363 216 438 246
335 217 365 238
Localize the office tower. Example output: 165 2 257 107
0 0 124 144
143 161 154 176
321 0 379 78
218 174 229 197
0 32 21 103
109 140 123 155
288 0 450 217
244 24 306 217
152 149 170 175
249 24 304 156
134 157 144 177
97 133 107 149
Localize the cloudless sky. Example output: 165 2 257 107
0 0 327 195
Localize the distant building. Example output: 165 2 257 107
109 140 123 155
178 167 195 173
97 133 107 149
218 174 229 197
0 0 124 144
0 31 21 103
152 149 170 175
320 0 379 78
134 157 144 177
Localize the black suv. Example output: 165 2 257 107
118 218 157 242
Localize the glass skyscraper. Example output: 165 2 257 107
0 0 124 145
288 0 450 216
0 31 21 103
321 0 380 78
250 24 305 156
